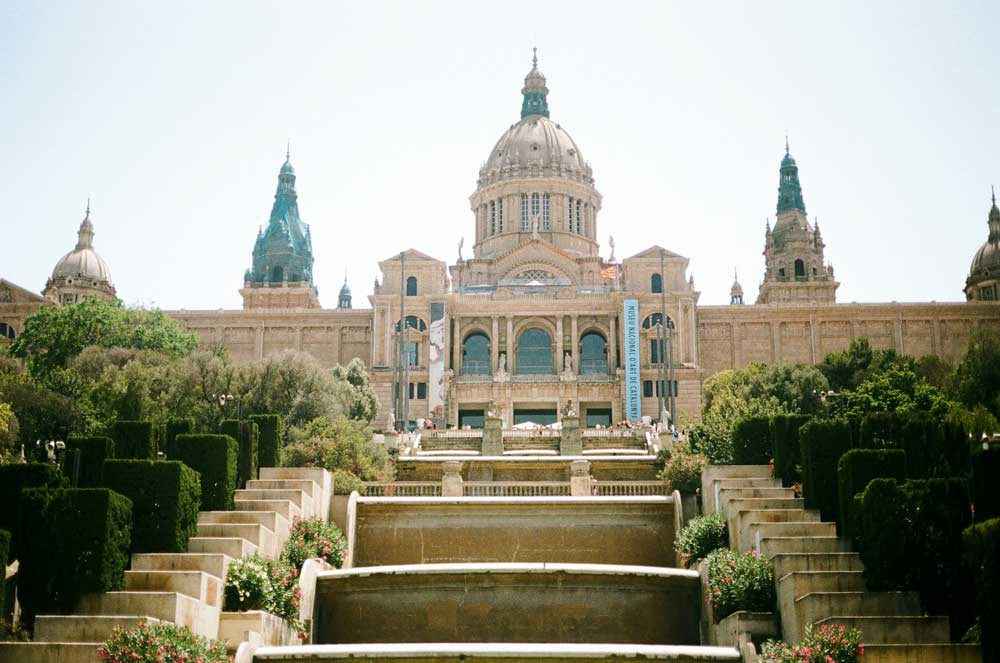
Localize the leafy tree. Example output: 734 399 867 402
838 364 949 418
915 354 953 392
282 416 393 481
0 374 79 447
952 326 1000 418
0 402 19 456
10 298 197 380
819 338 912 392
331 358 378 423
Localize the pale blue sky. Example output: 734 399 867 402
1 1 997 309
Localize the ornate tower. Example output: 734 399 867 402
757 142 838 305
965 188 1000 301
338 276 352 309
730 270 744 305
44 201 117 304
241 151 320 310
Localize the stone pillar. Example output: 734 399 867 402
608 314 617 373
569 459 592 496
556 315 564 370
483 416 503 456
560 415 582 455
506 317 514 370
454 316 462 375
441 460 463 497
255 325 265 360
491 316 499 372
570 315 579 374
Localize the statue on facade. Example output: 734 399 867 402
487 399 502 419
561 399 577 418
531 213 541 241
457 237 464 262
608 235 616 263
563 351 573 373
498 353 507 374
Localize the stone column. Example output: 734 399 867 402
506 317 514 370
556 316 564 371
608 314 617 373
453 316 462 374
570 315 579 374
255 325 264 360
441 461 463 497
483 415 503 455
491 316 499 372
560 415 582 455
569 459 592 496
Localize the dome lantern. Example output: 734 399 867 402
520 48 550 119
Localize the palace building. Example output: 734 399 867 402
2 53 998 430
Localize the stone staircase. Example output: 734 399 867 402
0 467 329 663
705 465 982 663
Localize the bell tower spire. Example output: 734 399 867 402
777 140 806 214
520 48 550 119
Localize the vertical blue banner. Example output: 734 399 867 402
428 302 446 424
623 299 641 421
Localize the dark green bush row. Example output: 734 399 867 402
64 435 114 487
0 463 66 562
163 417 194 460
854 478 975 641
0 529 8 617
249 414 282 469
732 416 772 465
770 414 810 487
836 448 906 538
221 420 258 489
858 412 969 477
963 517 1000 663
102 460 200 553
17 487 132 626
112 420 157 460
174 434 237 511
799 419 852 524
973 446 1000 522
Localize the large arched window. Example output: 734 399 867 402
462 332 491 375
580 331 608 374
642 313 675 329
0 322 15 340
516 328 553 374
651 273 663 293
406 276 417 296
794 259 805 278
272 265 284 283
395 316 428 332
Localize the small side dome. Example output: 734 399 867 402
730 270 745 305
964 190 1000 301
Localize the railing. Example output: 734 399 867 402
461 361 491 375
362 482 443 497
582 429 641 438
503 429 561 438
579 360 609 375
591 481 670 496
424 429 484 439
464 482 571 497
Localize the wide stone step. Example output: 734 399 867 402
124 570 223 607
772 552 864 579
717 487 796 514
250 643 743 663
188 536 259 558
759 536 850 558
739 521 836 553
778 570 866 598
199 510 288 532
237 489 313 515
237 499 301 521
33 615 161 643
732 509 819 548
247 479 321 501
260 466 330 488
795 591 922 626
0 643 101 663
196 522 276 556
813 615 951 644
863 643 983 663
75 591 220 638
131 552 232 580
724 497 805 522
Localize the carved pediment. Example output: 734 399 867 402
493 241 581 285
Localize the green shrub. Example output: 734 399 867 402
675 513 728 568
15 487 53 625
0 463 66 562
102 460 199 553
964 517 1000 663
112 420 157 460
0 529 9 616
770 414 810 487
331 468 366 495
837 448 906 538
973 446 1000 522
704 548 775 621
174 434 237 511
799 419 852 525
249 414 283 469
282 516 346 570
732 416 772 465
224 553 304 637
64 435 114 487
859 411 906 449
281 416 394 481
658 441 707 494
221 419 258 488
898 415 970 478
98 621 229 663
163 417 194 460
760 623 863 663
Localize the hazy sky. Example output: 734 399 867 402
1 1 998 310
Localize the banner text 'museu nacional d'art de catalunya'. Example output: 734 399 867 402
623 299 641 421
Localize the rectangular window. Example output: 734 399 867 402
643 380 653 398
490 201 496 235
543 193 550 229
568 195 574 230
521 193 529 230
650 338 664 364
531 192 539 222
576 199 583 234
417 382 427 400
404 342 418 367
653 380 679 397
498 198 504 233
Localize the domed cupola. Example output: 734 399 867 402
338 275 352 309
965 188 1000 301
730 270 744 305
470 50 602 262
44 201 117 305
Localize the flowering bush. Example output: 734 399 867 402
704 548 775 621
282 516 346 570
97 621 229 663
675 512 728 568
224 553 305 638
659 441 707 493
760 623 864 663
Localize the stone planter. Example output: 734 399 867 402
709 610 778 647
681 493 698 524
218 610 299 652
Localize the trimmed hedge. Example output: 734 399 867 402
732 416 772 465
64 435 115 487
112 420 157 460
249 414 283 469
164 417 194 460
0 529 8 617
837 448 906 538
858 412 907 449
770 414 810 487
174 434 238 511
854 478 974 641
857 412 971 479
16 487 56 625
973 446 1000 522
963 517 1000 663
799 419 853 526
102 460 200 553
0 463 67 562
221 420 258 488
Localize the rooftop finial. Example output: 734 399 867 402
785 133 789 154
286 139 290 161
85 197 91 217
992 184 996 206
532 46 538 70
